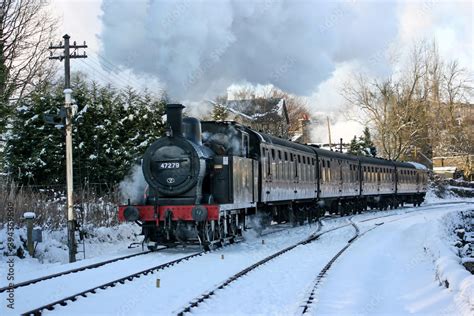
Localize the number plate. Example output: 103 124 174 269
159 162 180 169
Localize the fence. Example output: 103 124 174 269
0 182 121 229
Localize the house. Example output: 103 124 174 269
217 98 290 138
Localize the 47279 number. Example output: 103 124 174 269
160 162 180 169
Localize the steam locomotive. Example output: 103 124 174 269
118 104 428 250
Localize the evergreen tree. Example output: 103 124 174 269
348 135 361 155
211 95 228 121
211 102 228 121
5 74 166 187
359 127 377 157
347 127 377 157
5 80 65 184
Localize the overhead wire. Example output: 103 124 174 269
86 55 163 103
78 58 154 106
92 53 164 100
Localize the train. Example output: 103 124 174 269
118 104 428 250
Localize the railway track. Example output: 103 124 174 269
20 236 248 316
14 201 463 296
20 202 472 315
297 203 465 314
175 219 347 316
21 250 207 315
0 249 157 294
299 219 366 314
176 202 471 315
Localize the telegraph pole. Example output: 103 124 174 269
48 34 87 263
327 117 332 151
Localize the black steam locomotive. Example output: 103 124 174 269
119 104 428 250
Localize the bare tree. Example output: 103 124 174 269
343 41 472 160
0 0 57 133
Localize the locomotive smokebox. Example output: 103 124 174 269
166 104 185 137
182 117 202 145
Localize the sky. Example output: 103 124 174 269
49 0 473 143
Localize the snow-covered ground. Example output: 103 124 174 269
1 200 473 315
0 223 143 286
314 205 474 316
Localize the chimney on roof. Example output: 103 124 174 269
298 115 311 143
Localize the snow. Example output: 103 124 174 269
465 232 474 242
435 166 457 172
22 212 36 219
407 161 429 170
0 223 142 286
1 202 474 315
16 105 29 112
76 104 89 116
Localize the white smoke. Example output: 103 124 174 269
119 164 147 204
308 61 365 144
99 0 399 100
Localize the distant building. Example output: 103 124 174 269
432 155 473 180
220 98 290 138
291 116 311 144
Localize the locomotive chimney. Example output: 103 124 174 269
166 104 185 137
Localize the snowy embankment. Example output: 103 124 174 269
434 211 474 314
0 223 142 285
306 203 474 316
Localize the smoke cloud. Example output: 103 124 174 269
99 0 398 101
119 164 147 204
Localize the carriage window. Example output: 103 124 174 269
242 133 249 157
298 155 301 163
290 153 294 162
266 151 271 175
327 161 331 168
284 152 288 161
278 150 282 160
303 156 306 164
322 160 325 167
271 149 275 160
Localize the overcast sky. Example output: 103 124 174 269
50 0 473 142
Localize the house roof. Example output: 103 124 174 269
225 98 290 125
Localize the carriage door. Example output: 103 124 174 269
261 146 272 202
416 171 420 192
292 154 299 199
338 160 343 196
